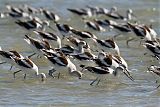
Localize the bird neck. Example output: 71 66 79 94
126 12 132 20
57 37 62 48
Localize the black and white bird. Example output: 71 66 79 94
0 47 24 70
6 4 30 18
44 51 83 79
106 8 135 21
15 17 48 30
33 30 62 48
127 22 152 46
42 9 60 22
147 65 160 88
24 35 52 58
55 22 74 38
12 57 46 81
94 38 120 55
70 29 97 43
80 65 116 85
67 8 93 17
143 40 160 60
94 52 134 81
84 20 105 31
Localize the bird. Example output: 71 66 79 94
67 8 93 17
70 29 97 44
24 34 52 58
80 65 116 85
86 5 110 15
42 9 60 22
43 51 83 79
5 4 30 18
0 47 24 70
33 30 62 48
93 52 134 81
23 4 40 14
147 65 160 88
94 38 120 55
143 40 160 60
106 8 135 21
15 18 42 30
11 57 46 81
84 20 105 31
143 25 157 40
54 22 74 38
53 41 85 55
70 51 96 61
126 22 152 46
112 23 131 33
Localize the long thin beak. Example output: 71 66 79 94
123 69 134 81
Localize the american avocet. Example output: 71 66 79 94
70 51 96 61
0 47 24 70
94 38 120 55
66 35 93 52
55 41 88 56
6 4 23 14
33 30 61 48
54 22 74 38
148 65 160 76
70 29 97 43
143 25 157 40
12 57 46 81
67 8 93 17
24 35 52 58
6 4 30 18
127 22 152 46
23 4 40 14
84 20 105 31
111 53 134 81
15 18 42 30
106 8 135 21
112 24 131 33
147 65 160 88
143 41 160 60
81 65 116 85
42 9 60 22
94 19 118 29
86 5 110 15
44 52 83 79
94 52 134 81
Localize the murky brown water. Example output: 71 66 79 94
0 0 160 106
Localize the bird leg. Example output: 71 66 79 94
126 37 135 47
28 53 36 58
90 77 98 86
9 65 13 71
37 55 42 58
13 70 21 78
96 79 101 85
57 72 61 79
48 68 56 78
113 33 121 39
157 84 160 88
24 74 26 79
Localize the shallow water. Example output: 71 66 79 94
0 0 160 106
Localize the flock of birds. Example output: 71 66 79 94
0 4 159 87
